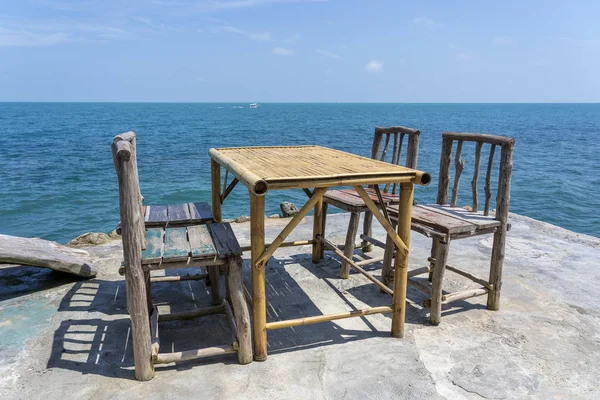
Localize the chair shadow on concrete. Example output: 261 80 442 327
48 268 243 379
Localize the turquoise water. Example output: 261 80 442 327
1 103 598 242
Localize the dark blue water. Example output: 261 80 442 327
1 103 598 242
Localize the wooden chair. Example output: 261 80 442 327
321 126 420 278
383 132 515 325
112 131 252 381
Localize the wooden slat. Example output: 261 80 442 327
162 227 190 262
451 141 464 207
472 142 483 212
419 204 500 231
141 228 164 264
145 205 168 225
187 225 217 258
167 203 191 224
189 202 214 223
400 205 475 234
484 144 496 216
210 222 242 258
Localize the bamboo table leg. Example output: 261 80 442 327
211 159 222 222
312 189 324 263
391 182 414 338
250 191 267 361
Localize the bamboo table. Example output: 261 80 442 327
209 145 430 361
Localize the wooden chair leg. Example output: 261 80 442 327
320 203 328 260
380 220 397 288
362 211 374 252
428 239 438 282
144 269 152 314
208 266 222 305
487 226 507 310
430 239 450 325
227 258 252 364
341 212 360 279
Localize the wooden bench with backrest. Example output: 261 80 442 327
373 131 515 325
111 131 251 381
320 126 420 278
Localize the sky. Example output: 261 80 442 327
0 0 599 102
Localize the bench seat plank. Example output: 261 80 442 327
210 223 242 258
146 205 168 226
189 202 214 223
419 205 500 232
142 228 164 264
167 203 191 224
188 225 217 258
163 227 190 262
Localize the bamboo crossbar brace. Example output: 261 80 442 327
353 185 409 256
427 257 492 289
240 240 313 253
221 178 239 204
442 287 488 304
150 273 208 283
158 304 225 322
408 266 431 278
359 233 386 250
302 188 313 198
256 188 327 267
319 235 394 296
209 148 268 196
356 255 385 266
374 185 393 225
154 345 237 364
265 306 394 330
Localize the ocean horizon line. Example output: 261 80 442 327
1 101 599 105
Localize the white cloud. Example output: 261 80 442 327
413 17 436 28
316 49 342 60
213 0 328 9
493 36 513 45
248 31 272 41
365 60 383 73
273 47 295 56
222 25 271 41
456 52 474 61
0 28 68 47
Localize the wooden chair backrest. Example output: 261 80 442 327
112 131 145 262
437 132 515 223
371 126 421 194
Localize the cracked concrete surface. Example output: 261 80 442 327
1 213 599 399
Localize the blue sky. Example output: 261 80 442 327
0 0 598 102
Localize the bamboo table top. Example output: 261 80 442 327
209 145 426 192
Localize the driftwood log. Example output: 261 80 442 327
0 234 97 277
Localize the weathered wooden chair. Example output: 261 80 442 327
383 132 515 324
112 131 251 381
321 126 420 278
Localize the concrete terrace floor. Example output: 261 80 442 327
1 213 599 399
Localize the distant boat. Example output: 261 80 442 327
249 103 259 108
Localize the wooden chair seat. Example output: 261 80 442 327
320 126 421 279
144 202 214 227
142 222 242 265
387 204 501 236
323 188 397 213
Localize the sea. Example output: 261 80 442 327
1 103 598 243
